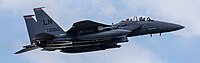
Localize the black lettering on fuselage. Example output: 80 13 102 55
43 19 53 25
46 27 60 32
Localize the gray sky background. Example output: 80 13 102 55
0 0 199 63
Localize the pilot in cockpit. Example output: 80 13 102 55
122 16 155 22
146 17 154 21
139 17 145 21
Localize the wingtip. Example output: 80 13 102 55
14 47 38 54
14 49 24 54
14 52 19 54
14 51 22 54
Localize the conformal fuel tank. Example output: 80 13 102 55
77 29 131 40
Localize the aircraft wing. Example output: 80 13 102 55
15 45 38 54
67 20 111 35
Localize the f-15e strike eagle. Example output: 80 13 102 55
15 7 184 54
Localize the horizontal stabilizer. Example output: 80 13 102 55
14 47 38 54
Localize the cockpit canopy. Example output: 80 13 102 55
121 16 155 22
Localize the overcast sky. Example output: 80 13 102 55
0 0 200 63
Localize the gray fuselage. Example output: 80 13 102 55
116 20 184 37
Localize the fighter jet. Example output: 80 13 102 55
15 7 184 54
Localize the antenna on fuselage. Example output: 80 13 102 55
159 33 161 36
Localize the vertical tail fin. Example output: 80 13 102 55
15 15 38 54
33 7 65 37
23 15 37 44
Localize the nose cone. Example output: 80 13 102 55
168 23 185 31
161 22 185 32
175 24 185 30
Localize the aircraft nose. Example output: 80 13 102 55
166 23 185 31
175 24 185 30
